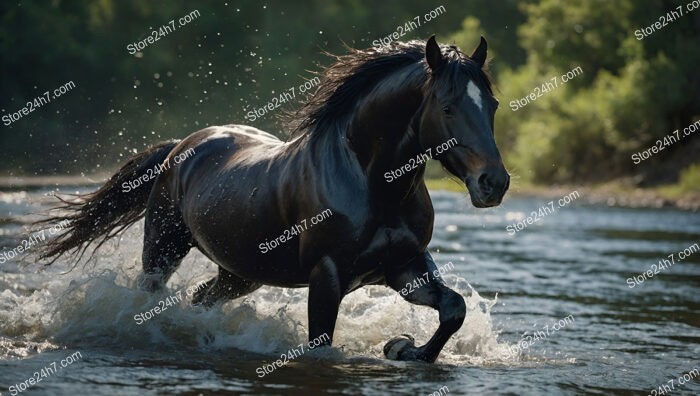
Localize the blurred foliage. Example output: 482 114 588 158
0 0 698 186
678 164 700 192
659 163 700 197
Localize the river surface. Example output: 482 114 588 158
0 185 698 395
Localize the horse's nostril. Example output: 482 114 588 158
478 173 491 193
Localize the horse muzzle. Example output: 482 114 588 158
465 167 510 208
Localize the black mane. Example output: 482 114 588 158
284 39 493 140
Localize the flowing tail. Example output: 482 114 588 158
34 140 179 264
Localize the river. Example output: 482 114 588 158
0 186 698 395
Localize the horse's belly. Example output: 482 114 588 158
218 247 310 288
188 210 311 287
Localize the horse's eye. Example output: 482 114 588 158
442 106 452 115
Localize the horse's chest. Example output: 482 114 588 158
355 224 424 269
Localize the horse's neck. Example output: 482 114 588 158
345 68 428 196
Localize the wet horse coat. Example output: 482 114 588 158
38 36 509 362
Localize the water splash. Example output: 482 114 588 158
0 225 518 366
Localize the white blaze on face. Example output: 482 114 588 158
467 80 483 112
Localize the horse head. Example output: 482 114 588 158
418 36 509 207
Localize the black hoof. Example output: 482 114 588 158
384 334 424 361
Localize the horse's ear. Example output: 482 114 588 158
471 36 488 68
425 35 445 72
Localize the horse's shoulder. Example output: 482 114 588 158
182 125 282 147
221 124 281 143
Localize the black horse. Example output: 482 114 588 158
38 36 509 363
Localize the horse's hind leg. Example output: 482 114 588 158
192 266 261 307
383 251 466 363
136 183 193 292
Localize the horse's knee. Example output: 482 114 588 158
439 291 466 332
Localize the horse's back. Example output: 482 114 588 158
178 124 282 152
160 125 300 279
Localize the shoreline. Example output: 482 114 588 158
1 175 698 211
510 184 699 211
425 178 700 211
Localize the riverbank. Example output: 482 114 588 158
1 175 698 211
424 178 700 211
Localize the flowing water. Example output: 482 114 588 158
0 186 698 395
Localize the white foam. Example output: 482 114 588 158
0 223 519 365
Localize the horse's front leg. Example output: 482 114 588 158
307 256 345 345
383 251 466 363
